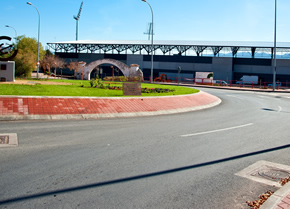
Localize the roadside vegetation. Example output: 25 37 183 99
12 36 46 77
1 35 198 97
1 35 77 78
0 79 199 97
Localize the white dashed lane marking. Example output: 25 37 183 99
181 123 254 137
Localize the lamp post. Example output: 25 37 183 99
5 25 17 40
54 62 57 79
142 0 154 83
178 66 181 86
272 0 277 91
27 2 40 79
111 66 115 81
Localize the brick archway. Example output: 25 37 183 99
79 58 143 80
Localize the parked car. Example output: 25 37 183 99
268 82 281 87
215 80 228 85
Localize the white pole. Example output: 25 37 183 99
27 2 40 79
273 0 277 91
142 0 154 83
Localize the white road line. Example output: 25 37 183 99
278 106 282 113
226 95 240 98
181 123 254 137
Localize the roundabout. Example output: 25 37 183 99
0 90 221 121
0 87 290 208
0 79 220 120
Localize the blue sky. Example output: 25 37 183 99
2 0 290 49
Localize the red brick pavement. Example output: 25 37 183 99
275 194 290 209
0 92 219 116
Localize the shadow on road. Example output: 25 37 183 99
1 143 290 205
262 108 290 113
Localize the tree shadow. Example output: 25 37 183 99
0 143 290 205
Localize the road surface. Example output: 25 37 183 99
0 88 290 208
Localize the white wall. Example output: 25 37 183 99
0 61 15 82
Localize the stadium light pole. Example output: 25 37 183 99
5 25 18 40
27 2 40 79
272 0 277 91
142 0 154 83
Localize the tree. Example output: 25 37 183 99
40 55 54 74
67 61 86 80
67 61 80 79
45 49 53 56
13 36 46 77
53 56 66 78
54 56 66 68
13 52 35 77
41 54 66 77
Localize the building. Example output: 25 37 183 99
48 40 290 83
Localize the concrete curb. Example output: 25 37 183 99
260 182 290 209
0 98 221 121
155 82 290 93
192 84 290 93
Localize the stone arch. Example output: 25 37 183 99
79 58 143 80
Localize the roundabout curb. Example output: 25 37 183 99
0 91 221 121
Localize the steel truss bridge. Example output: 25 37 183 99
47 40 290 58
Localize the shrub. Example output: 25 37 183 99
90 79 96 87
141 87 174 93
90 75 103 88
119 76 129 82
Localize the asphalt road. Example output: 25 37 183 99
0 88 290 209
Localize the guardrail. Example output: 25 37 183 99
143 76 290 90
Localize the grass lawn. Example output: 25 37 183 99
0 79 199 97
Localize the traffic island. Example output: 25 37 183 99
0 91 221 121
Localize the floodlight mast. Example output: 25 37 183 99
74 1 83 41
144 22 153 40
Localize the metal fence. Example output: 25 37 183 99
143 76 290 90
